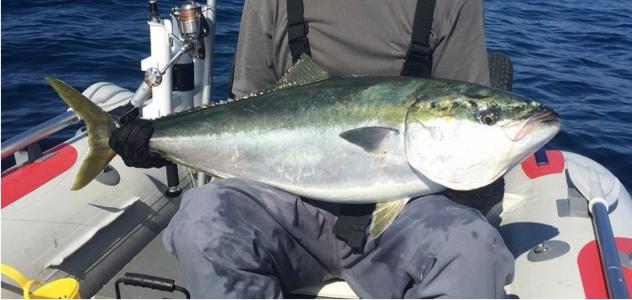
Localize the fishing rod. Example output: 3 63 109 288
1 0 217 192
127 0 211 112
130 0 215 195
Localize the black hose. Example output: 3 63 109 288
114 272 191 299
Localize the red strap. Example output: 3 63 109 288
578 238 632 298
1 144 77 208
521 150 565 179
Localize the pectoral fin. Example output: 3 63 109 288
340 127 400 153
369 199 410 239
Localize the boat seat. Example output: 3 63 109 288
291 280 357 299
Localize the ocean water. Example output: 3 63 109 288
2 0 631 188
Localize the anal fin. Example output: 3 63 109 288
369 199 410 239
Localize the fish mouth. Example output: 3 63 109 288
527 106 560 125
507 106 560 141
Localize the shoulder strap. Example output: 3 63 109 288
401 0 436 78
287 0 311 63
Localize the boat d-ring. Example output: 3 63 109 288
527 240 571 262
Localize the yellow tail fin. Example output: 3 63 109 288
46 77 117 190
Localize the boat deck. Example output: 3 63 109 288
96 230 185 299
95 229 356 299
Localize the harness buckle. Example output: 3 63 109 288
402 42 433 77
287 21 311 61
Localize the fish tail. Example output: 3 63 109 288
46 77 117 190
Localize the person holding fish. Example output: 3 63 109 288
106 0 520 298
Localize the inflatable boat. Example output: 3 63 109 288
2 1 631 298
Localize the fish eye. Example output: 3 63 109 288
478 110 498 125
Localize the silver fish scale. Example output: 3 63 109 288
149 76 442 203
151 123 440 203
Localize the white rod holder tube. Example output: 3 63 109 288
144 20 173 119
197 0 215 107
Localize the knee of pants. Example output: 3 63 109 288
406 197 513 271
439 213 515 283
445 217 506 257
178 181 264 222
397 196 507 264
164 183 263 256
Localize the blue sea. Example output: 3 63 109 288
2 0 631 188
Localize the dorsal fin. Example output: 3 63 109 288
155 55 329 122
273 54 330 90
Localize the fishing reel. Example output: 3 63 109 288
171 0 210 59
173 1 208 43
135 0 211 104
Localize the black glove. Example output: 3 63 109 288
108 118 168 168
109 103 140 126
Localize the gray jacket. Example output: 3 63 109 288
231 0 490 98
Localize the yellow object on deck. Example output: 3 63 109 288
1 264 80 299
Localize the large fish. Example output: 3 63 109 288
47 55 560 237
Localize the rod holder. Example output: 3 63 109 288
165 163 181 197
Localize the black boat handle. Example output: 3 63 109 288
115 272 190 299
